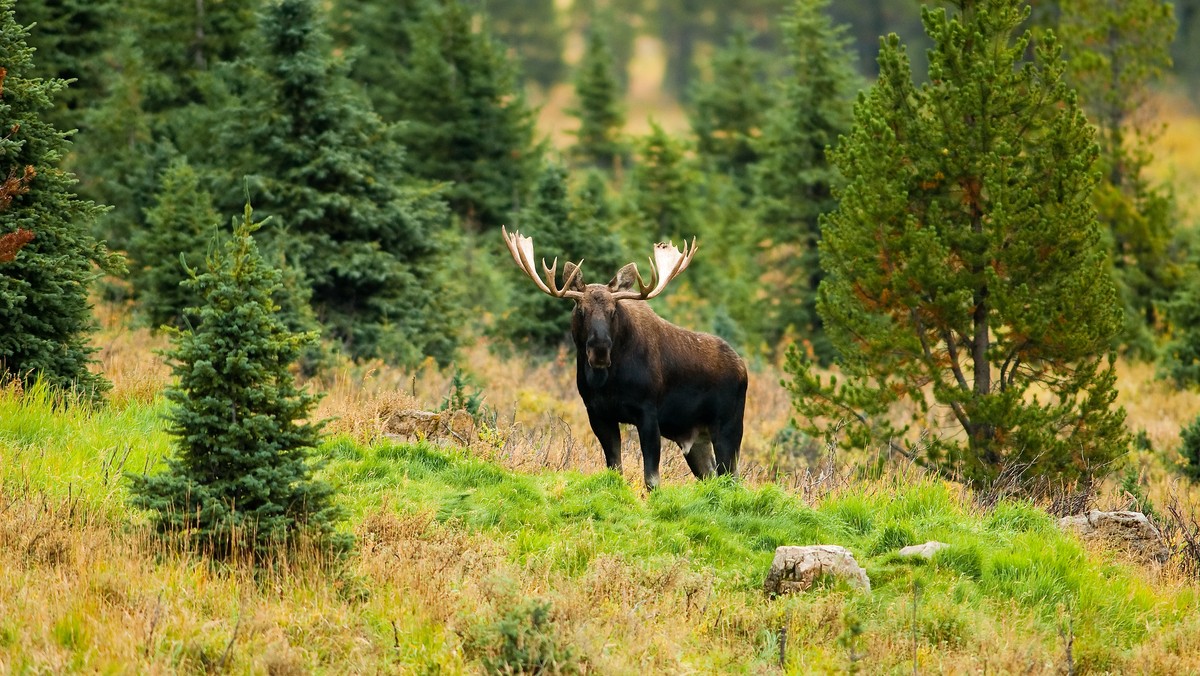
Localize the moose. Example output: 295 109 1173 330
502 227 747 490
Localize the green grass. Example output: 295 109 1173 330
0 382 171 514
3 388 1197 671
323 438 1200 669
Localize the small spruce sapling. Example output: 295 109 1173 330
128 202 345 559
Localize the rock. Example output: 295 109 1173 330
1057 510 1168 563
763 545 871 597
897 541 951 559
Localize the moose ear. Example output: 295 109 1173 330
609 263 639 292
563 261 586 292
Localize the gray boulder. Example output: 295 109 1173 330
1057 510 1168 563
763 545 870 597
897 541 951 559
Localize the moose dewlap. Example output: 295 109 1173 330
502 227 748 490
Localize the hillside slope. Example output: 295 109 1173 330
2 386 1198 673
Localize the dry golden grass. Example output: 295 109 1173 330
0 491 450 673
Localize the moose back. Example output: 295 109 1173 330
503 227 747 490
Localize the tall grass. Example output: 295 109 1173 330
0 380 170 514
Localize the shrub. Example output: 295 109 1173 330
465 598 580 675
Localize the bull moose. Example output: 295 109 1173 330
502 227 747 490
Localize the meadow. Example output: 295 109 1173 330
2 293 1200 673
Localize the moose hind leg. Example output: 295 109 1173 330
712 416 743 477
682 430 716 480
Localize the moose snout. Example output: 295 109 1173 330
586 337 612 368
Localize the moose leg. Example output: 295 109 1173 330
682 431 716 480
712 416 743 477
636 413 663 490
587 409 622 470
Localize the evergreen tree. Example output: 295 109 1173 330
71 0 258 250
222 0 460 365
128 203 343 559
1161 267 1200 387
0 4 122 399
571 169 617 232
129 159 218 330
1058 0 1179 357
70 34 159 250
1179 414 1200 482
751 0 859 362
495 162 623 351
689 29 772 188
118 0 258 115
13 0 115 135
568 0 637 91
328 0 426 123
627 122 700 242
567 29 627 173
786 0 1127 488
393 0 542 231
476 0 565 89
688 170 761 349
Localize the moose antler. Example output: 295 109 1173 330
611 238 697 301
501 226 585 300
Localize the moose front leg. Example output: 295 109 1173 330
586 409 622 471
636 412 662 491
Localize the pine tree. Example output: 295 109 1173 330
480 0 565 89
128 203 343 559
70 0 258 251
13 0 115 135
627 122 700 242
786 0 1127 488
117 0 258 115
567 29 627 173
1179 414 1200 482
689 29 772 188
0 3 122 399
393 0 542 231
1058 0 1179 357
129 159 219 330
751 0 859 362
568 0 637 91
569 170 626 277
1162 267 1200 387
329 0 426 123
221 0 460 365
